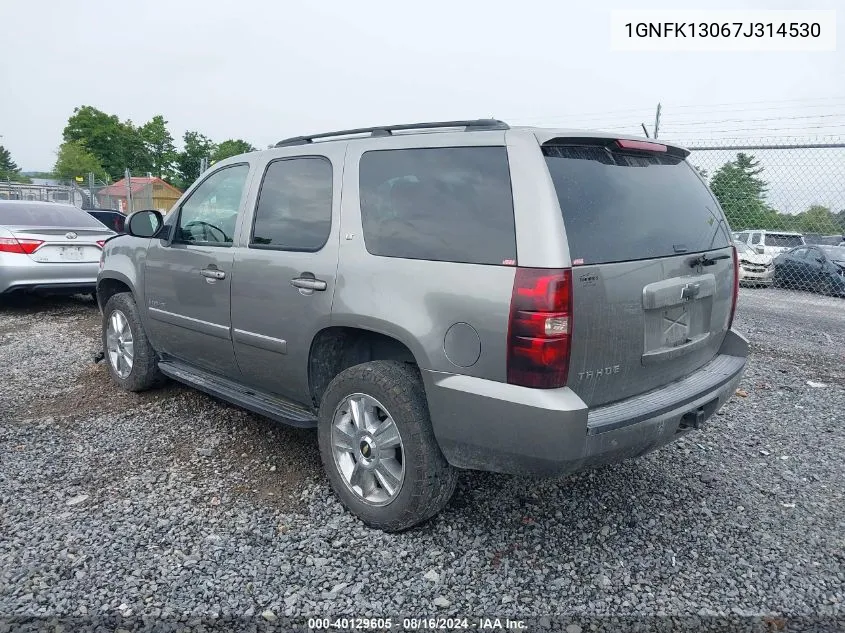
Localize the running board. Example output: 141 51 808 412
157 360 317 428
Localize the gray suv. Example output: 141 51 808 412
97 119 748 531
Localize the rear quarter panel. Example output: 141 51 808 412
333 132 516 381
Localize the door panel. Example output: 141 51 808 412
145 244 238 373
144 163 253 377
231 150 343 404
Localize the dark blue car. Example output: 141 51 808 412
773 245 845 297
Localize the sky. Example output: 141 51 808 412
1 0 844 211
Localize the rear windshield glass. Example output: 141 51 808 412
764 233 804 248
0 203 105 228
543 144 730 265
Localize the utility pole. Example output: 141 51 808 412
125 168 133 213
653 102 662 139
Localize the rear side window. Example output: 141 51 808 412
764 233 803 248
543 144 730 265
251 157 333 251
359 147 516 265
1 203 106 228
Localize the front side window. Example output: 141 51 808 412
359 147 516 265
750 233 761 245
175 164 249 245
251 157 333 251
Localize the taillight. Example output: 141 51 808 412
96 240 106 248
728 245 739 330
507 268 573 389
616 139 668 152
0 237 44 254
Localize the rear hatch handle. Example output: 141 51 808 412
688 253 730 268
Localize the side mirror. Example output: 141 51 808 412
755 246 765 254
126 210 163 238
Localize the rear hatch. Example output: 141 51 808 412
541 137 735 408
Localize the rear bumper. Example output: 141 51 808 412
0 256 99 294
424 329 748 476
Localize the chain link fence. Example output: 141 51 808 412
687 139 845 298
0 181 86 206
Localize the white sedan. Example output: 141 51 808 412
735 240 774 286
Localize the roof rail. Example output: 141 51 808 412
274 119 509 147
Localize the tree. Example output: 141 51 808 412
140 115 177 180
211 139 256 163
175 131 216 189
794 205 841 235
709 153 769 230
0 145 30 182
54 140 108 181
62 105 151 181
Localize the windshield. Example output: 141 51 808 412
0 202 106 228
820 246 845 261
543 143 730 265
764 233 804 248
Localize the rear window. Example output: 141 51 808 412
764 233 804 248
1 203 105 228
543 144 730 265
359 147 516 265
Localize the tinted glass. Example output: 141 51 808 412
750 233 761 244
251 157 332 251
764 233 804 248
737 232 749 242
176 164 249 245
359 147 516 265
543 145 729 265
0 203 107 228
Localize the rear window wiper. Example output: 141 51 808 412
688 253 730 268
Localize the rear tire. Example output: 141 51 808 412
317 361 458 532
102 292 164 392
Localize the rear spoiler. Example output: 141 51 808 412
541 136 690 159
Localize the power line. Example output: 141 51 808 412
505 98 845 126
663 123 845 134
664 113 845 128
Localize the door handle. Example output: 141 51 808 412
290 277 327 291
201 268 226 280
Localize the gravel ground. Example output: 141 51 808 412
0 289 843 632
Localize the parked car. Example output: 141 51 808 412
773 245 845 296
97 119 748 530
87 209 126 234
803 233 843 246
734 230 805 258
1 200 115 295
734 240 774 286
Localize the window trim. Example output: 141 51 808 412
172 162 250 248
247 155 334 253
357 145 517 266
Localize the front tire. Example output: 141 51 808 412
102 292 164 392
318 361 458 532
